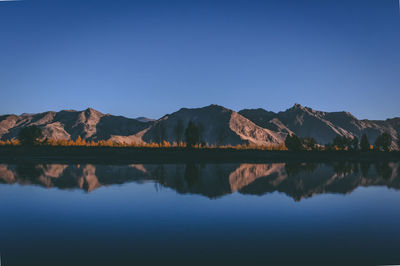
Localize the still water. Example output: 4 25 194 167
0 162 399 265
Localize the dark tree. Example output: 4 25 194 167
302 137 317 150
344 137 353 150
351 136 359 151
284 134 303 151
375 162 392 179
174 119 184 146
324 143 335 151
16 163 45 181
333 136 345 150
333 161 353 175
360 134 370 152
184 164 200 187
18 125 43 146
331 136 354 150
217 128 228 146
360 162 370 177
352 162 359 174
374 132 392 151
185 121 200 148
197 122 205 147
153 121 166 144
345 137 353 150
285 162 317 176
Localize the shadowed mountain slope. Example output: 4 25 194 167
239 104 399 149
141 104 286 146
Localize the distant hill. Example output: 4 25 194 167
135 117 155 123
0 104 399 149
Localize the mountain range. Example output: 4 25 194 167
0 104 399 149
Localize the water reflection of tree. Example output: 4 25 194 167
285 163 317 176
375 162 392 180
332 162 359 176
3 161 398 201
16 163 45 180
360 162 371 178
184 164 200 187
153 165 166 184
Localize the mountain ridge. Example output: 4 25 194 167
0 104 399 149
239 104 399 149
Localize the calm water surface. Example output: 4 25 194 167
0 162 400 265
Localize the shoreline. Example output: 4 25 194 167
1 146 399 164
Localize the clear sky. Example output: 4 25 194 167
0 0 399 120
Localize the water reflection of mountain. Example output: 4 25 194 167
0 162 399 201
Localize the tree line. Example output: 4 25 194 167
1 124 399 151
285 132 398 151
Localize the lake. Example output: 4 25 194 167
0 161 399 265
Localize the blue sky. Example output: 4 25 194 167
0 0 399 119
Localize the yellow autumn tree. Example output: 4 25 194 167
75 136 83 146
161 140 171 147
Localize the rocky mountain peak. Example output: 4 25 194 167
84 108 102 116
202 104 231 112
289 103 316 113
292 103 303 109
